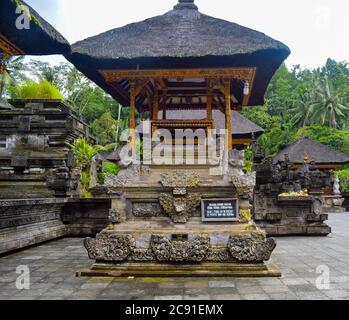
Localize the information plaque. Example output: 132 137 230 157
201 198 239 222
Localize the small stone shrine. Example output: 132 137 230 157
253 141 332 236
274 137 349 214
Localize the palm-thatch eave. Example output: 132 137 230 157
0 0 70 56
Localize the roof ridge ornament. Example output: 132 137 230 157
174 0 198 10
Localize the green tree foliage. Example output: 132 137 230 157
0 55 27 98
10 80 64 100
91 112 117 146
295 126 349 155
242 59 349 156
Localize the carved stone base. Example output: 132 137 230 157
83 222 278 267
77 262 281 278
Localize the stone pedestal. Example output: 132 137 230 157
255 195 331 236
81 157 280 278
322 195 346 213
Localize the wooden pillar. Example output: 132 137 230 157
224 79 233 150
152 87 159 121
206 79 213 123
152 87 159 135
162 90 167 120
130 81 136 151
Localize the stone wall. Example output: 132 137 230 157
0 198 110 255
0 99 96 199
0 199 67 255
62 199 110 236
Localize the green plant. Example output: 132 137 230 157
97 172 105 185
335 168 349 192
70 138 96 170
104 162 119 175
96 162 119 185
11 80 64 100
80 171 91 189
70 138 96 198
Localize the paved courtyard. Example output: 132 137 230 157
1 213 349 300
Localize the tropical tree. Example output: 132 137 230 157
10 80 64 100
289 90 314 127
309 76 349 129
91 112 117 146
29 60 64 90
0 55 27 98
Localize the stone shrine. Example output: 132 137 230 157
253 141 332 236
69 0 290 277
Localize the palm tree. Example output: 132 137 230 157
310 76 349 129
291 75 349 129
290 91 314 127
0 54 27 98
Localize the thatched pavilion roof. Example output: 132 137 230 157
66 0 290 107
137 109 264 139
0 0 70 55
273 137 349 166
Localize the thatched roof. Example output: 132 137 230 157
137 109 264 139
66 0 290 107
273 137 349 165
0 0 70 55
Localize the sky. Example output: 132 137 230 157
25 0 349 69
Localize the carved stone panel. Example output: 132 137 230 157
159 193 201 223
227 231 276 262
150 234 210 262
133 203 163 217
84 233 136 262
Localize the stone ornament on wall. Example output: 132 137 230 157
150 234 210 262
104 165 150 187
133 203 163 217
227 231 276 263
108 208 124 224
84 233 136 262
84 232 277 263
159 172 201 223
227 149 256 201
159 193 201 223
160 172 199 195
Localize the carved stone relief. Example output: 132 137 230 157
84 232 277 263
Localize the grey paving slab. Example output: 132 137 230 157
0 213 349 300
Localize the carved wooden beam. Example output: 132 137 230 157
100 67 255 82
0 34 23 56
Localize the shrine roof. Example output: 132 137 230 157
273 137 349 165
0 0 70 56
66 0 290 107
